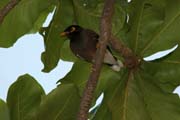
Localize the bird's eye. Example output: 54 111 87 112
70 27 76 33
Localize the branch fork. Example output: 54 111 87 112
77 0 140 120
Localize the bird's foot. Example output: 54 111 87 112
96 42 100 49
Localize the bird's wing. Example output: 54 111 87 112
84 29 118 65
84 29 99 45
85 29 99 43
85 29 114 51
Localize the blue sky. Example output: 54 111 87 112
0 32 73 100
0 12 73 100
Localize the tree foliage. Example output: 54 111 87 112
0 0 180 120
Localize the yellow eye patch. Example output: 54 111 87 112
70 27 76 32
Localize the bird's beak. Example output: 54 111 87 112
60 32 68 37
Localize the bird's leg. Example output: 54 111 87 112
96 42 100 49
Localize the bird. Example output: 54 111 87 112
60 25 122 72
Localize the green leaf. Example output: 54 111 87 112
125 0 180 57
7 74 45 120
59 60 121 98
94 70 180 120
60 40 77 62
0 0 8 9
93 71 129 120
41 0 74 72
58 60 91 95
0 99 10 120
29 5 55 33
142 46 180 93
126 0 164 54
89 105 100 119
37 84 80 120
0 0 56 47
136 72 180 120
58 60 123 118
72 0 126 34
140 0 180 56
93 102 112 120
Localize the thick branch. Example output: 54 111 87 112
77 0 115 120
0 0 20 24
110 35 140 69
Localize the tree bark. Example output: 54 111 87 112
77 0 116 120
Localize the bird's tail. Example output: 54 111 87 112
110 60 123 72
103 50 123 72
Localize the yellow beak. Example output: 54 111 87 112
60 32 68 37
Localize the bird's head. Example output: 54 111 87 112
60 25 82 39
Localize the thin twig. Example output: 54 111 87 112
77 0 115 120
0 0 20 24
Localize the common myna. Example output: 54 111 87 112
60 25 122 71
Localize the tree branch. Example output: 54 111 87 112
0 0 20 24
77 0 115 120
110 36 140 69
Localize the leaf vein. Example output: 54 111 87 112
141 11 180 55
54 93 73 120
134 3 145 52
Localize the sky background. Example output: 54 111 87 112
0 10 180 102
0 12 73 100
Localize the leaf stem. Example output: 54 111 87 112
0 0 20 24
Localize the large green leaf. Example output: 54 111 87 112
142 46 180 93
37 84 80 120
125 0 180 57
93 70 180 120
0 99 10 120
136 72 180 120
0 0 56 47
7 74 45 120
41 0 75 72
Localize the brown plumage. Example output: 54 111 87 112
60 25 122 71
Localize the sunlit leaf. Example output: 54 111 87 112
125 0 180 57
0 0 56 47
37 84 80 120
0 99 10 120
7 74 45 120
29 5 55 33
41 0 74 72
